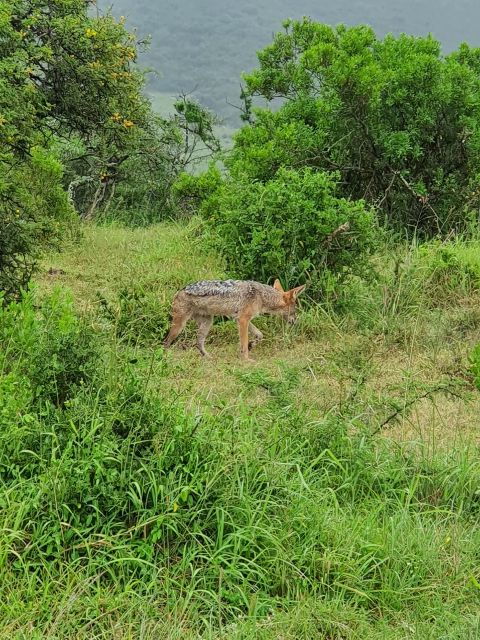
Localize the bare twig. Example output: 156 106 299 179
371 380 469 436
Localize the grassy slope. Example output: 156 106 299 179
3 221 480 638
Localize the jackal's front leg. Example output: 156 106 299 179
238 316 254 361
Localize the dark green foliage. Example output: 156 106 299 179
236 20 480 235
202 167 377 297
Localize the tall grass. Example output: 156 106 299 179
1 223 480 637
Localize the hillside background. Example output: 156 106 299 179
96 0 480 126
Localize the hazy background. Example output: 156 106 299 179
97 0 480 128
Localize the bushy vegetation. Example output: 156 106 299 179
201 167 377 297
173 163 223 217
0 147 75 301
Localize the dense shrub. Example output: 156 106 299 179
202 167 377 298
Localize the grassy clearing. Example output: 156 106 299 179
1 221 480 637
38 222 480 446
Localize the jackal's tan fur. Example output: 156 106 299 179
163 279 306 361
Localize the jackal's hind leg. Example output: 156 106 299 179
195 315 213 357
248 322 263 351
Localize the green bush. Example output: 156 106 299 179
172 164 223 217
202 167 377 299
0 289 99 407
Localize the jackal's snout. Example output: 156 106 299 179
286 310 297 325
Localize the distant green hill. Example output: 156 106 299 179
98 0 480 126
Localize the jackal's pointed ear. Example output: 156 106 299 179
290 284 306 300
273 278 284 292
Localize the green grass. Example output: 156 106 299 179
1 221 480 638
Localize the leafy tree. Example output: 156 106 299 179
0 0 151 297
0 1 220 294
234 20 480 235
1 0 150 153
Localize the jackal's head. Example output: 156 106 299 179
273 279 306 324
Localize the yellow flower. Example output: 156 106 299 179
123 119 134 128
173 502 179 513
111 112 121 121
85 28 97 38
0 116 6 126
